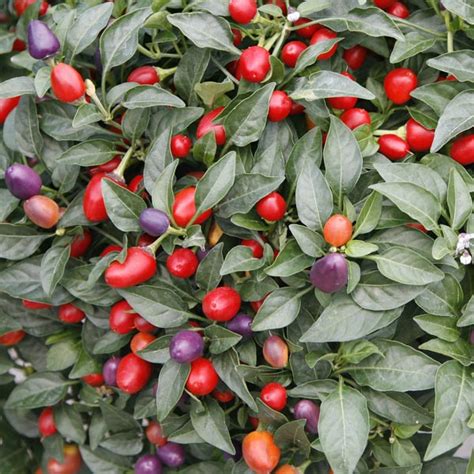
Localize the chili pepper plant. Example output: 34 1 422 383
0 0 473 473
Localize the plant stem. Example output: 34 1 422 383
147 227 186 254
272 23 289 57
113 146 135 179
443 12 454 53
137 44 157 59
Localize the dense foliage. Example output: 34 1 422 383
0 0 473 473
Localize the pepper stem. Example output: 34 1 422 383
85 79 112 121
146 227 186 255
156 66 178 81
113 146 135 179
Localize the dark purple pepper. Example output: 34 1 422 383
310 253 348 293
470 329 474 345
27 20 60 60
226 313 253 339
134 454 162 474
169 330 204 363
94 48 103 76
139 208 170 237
4 163 42 199
223 440 242 461
196 247 210 261
156 442 185 468
103 356 121 386
177 391 190 410
293 399 320 434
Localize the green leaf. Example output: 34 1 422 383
175 46 210 104
344 339 440 392
370 182 441 232
274 420 311 457
220 245 264 275
47 340 80 371
100 431 143 456
99 400 140 433
411 81 467 116
413 314 460 342
289 224 325 258
100 7 152 78
439 0 474 24
427 50 474 82
431 90 474 152
15 96 43 158
151 159 178 217
353 191 383 238
168 12 240 55
291 71 375 102
223 83 275 147
195 243 224 291
0 77 35 98
218 174 284 218
457 296 474 327
72 104 102 128
195 152 236 218
319 384 369 474
5 372 70 409
301 296 402 343
190 398 235 454
102 180 146 232
119 284 192 328
66 3 114 61
123 85 185 109
0 224 51 261
338 340 383 364
286 379 338 401
369 247 444 286
122 108 150 141
415 274 463 317
345 240 379 258
390 32 436 64
55 405 86 445
362 388 433 425
205 326 241 354
292 40 341 76
419 338 474 367
40 242 70 296
391 438 421 467
447 169 472 230
252 287 302 331
265 240 313 277
156 359 190 422
80 446 131 474
424 361 474 461
137 335 171 363
324 115 362 206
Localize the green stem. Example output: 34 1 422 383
444 12 454 52
272 23 289 57
146 227 186 254
137 44 157 59
113 146 135 179
85 79 111 121
288 18 320 31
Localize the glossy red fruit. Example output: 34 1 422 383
105 247 157 288
275 465 298 474
450 134 474 166
196 107 227 146
406 223 427 233
134 315 156 333
378 134 410 160
24 195 60 229
323 214 353 247
0 330 25 346
46 444 81 474
387 1 409 17
100 244 122 257
256 192 287 221
172 186 212 228
240 46 271 83
186 358 219 396
232 28 243 46
263 335 288 368
242 431 281 474
202 287 241 322
83 173 124 222
268 91 292 122
340 108 371 130
38 407 57 437
327 72 358 110
290 100 305 115
51 64 85 103
128 174 145 194
228 0 257 24
131 332 156 354
127 66 159 85
213 389 235 403
89 156 121 176
138 233 155 247
294 18 320 38
110 300 137 334
0 97 20 124
343 45 368 70
241 239 264 258
70 230 92 258
373 0 396 8
261 382 287 411
116 353 152 394
14 0 48 16
281 41 307 68
146 421 167 447
166 248 199 279
384 68 418 104
22 300 52 310
310 27 338 60
82 373 104 387
58 304 85 324
171 134 192 158
406 118 434 152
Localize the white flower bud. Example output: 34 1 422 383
460 250 472 265
287 11 300 22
